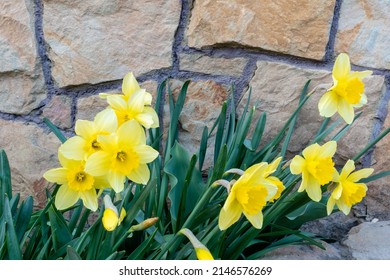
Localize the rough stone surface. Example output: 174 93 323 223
43 0 181 87
164 80 229 169
42 95 73 129
336 0 390 69
0 119 61 208
342 221 390 259
241 61 385 164
76 80 158 121
261 242 343 260
0 0 46 114
179 53 247 77
187 0 336 60
367 113 390 221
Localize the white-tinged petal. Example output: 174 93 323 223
59 136 86 160
331 183 343 200
107 95 128 111
84 151 112 176
94 108 118 133
135 113 154 129
350 70 372 80
337 200 351 215
298 171 309 192
355 93 367 108
318 90 339 118
327 196 336 215
122 72 140 97
333 53 351 80
244 211 264 229
55 184 79 210
290 155 305 174
79 188 98 211
43 168 68 184
348 168 374 182
136 145 159 164
128 89 146 114
107 171 126 193
338 99 355 124
144 92 153 105
128 163 150 185
75 120 95 139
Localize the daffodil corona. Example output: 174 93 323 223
180 228 214 260
290 141 337 202
102 195 126 231
318 53 372 124
327 160 373 215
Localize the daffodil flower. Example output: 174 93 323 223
180 228 214 260
290 141 337 202
327 160 373 215
43 152 106 211
101 72 159 128
59 108 118 160
218 162 278 230
318 53 372 124
84 120 159 192
102 195 126 231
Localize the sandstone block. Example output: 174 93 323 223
43 95 73 129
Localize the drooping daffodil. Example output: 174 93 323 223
290 141 338 202
327 160 373 215
318 53 372 124
43 151 106 211
180 228 214 260
84 120 159 192
216 160 280 231
102 194 126 231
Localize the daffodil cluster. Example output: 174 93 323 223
43 73 159 212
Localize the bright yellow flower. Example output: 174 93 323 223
327 160 373 215
102 195 126 231
60 108 118 160
43 152 106 211
290 141 337 202
84 120 159 192
180 228 214 260
318 53 372 124
218 162 278 230
101 72 159 128
263 157 285 202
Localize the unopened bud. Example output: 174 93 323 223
129 217 159 233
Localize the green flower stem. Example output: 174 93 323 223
353 126 390 162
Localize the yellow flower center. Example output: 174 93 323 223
340 181 366 207
91 139 101 150
112 149 140 175
235 185 267 215
67 169 94 192
334 78 364 105
306 157 334 185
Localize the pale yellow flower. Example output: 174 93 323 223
290 141 337 202
84 120 159 192
318 53 372 124
43 152 106 211
180 228 214 260
102 195 126 231
218 162 278 230
327 160 373 215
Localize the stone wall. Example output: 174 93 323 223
1 0 390 232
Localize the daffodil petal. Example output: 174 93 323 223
340 160 355 181
59 136 86 160
327 196 336 215
244 211 264 229
319 141 337 158
84 151 112 176
333 53 351 80
127 163 150 185
336 200 351 215
290 155 305 174
43 168 68 184
305 174 322 202
94 108 118 133
338 99 355 124
332 183 343 200
128 89 146 114
195 248 214 260
122 72 140 97
55 184 80 210
135 112 154 129
348 168 374 182
75 120 95 139
117 120 146 147
144 92 153 106
107 171 126 193
264 157 282 177
298 170 309 192
350 70 372 80
107 95 128 111
136 145 159 164
79 188 98 211
142 106 160 128
318 90 338 118
302 143 320 159
218 200 242 230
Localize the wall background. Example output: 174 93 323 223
1 0 390 257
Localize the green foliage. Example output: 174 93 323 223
1 79 389 260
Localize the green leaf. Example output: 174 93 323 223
65 246 82 260
48 205 72 250
43 117 67 143
3 196 22 259
128 229 158 260
165 142 205 227
198 126 208 171
14 196 33 243
0 150 12 217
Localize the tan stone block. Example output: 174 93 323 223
43 0 181 87
0 120 61 208
43 95 73 129
187 0 335 60
179 53 247 77
0 0 46 114
336 0 390 69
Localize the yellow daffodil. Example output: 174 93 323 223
263 157 286 202
290 141 337 202
101 72 159 128
218 162 278 230
180 228 214 260
84 120 159 192
60 108 118 160
327 160 373 215
102 195 126 231
318 53 372 124
43 151 106 211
